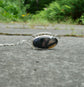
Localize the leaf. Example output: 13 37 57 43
65 5 71 9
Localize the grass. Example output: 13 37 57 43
28 19 50 26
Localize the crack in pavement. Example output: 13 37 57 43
0 33 32 36
0 32 84 38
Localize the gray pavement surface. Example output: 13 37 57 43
0 23 84 87
0 23 84 35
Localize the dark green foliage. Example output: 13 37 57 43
0 0 84 23
35 0 84 22
24 0 56 13
70 0 84 20
78 14 84 24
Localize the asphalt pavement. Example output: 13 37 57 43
0 23 84 87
